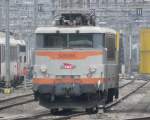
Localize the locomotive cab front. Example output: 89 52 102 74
32 26 119 113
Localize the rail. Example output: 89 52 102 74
104 80 149 110
0 93 34 110
11 79 141 120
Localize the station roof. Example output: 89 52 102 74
35 26 116 34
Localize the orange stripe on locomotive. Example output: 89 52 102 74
32 78 107 85
35 51 103 60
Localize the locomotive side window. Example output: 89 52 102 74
105 34 116 60
93 33 104 48
36 34 44 48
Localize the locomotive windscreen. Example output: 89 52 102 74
36 33 104 49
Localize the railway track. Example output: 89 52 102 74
10 79 147 120
11 110 51 120
119 79 135 88
126 117 150 120
104 80 149 110
1 79 148 120
54 80 150 120
0 93 34 110
52 112 86 120
11 111 85 120
0 79 132 112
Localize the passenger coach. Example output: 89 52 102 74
0 32 26 87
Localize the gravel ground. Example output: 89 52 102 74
0 101 47 114
110 81 150 113
68 112 150 120
118 80 145 98
119 79 133 87
0 101 49 120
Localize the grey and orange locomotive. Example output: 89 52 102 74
32 14 120 113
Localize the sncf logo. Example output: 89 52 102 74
61 63 76 69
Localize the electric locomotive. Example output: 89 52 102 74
32 14 119 113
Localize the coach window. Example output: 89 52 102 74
0 45 2 64
105 34 116 61
24 56 26 63
10 47 17 61
20 56 22 63
3 46 5 62
19 45 26 52
10 47 12 61
14 47 17 61
2 46 5 62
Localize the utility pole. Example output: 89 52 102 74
27 0 37 67
0 7 2 29
34 0 37 30
5 0 11 90
129 23 132 74
32 0 37 64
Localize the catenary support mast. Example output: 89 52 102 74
5 0 11 88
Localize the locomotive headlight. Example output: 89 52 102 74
40 66 48 73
